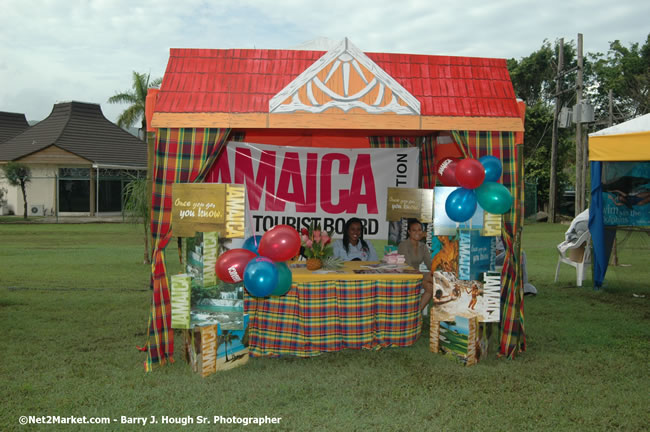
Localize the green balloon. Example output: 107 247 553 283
271 261 293 296
476 182 513 214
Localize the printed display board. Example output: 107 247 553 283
433 186 501 236
602 161 650 226
171 183 245 238
430 271 501 323
195 316 250 377
457 229 496 281
170 274 191 329
439 316 479 366
430 234 459 274
183 232 245 331
385 187 434 223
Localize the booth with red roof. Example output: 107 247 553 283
143 38 526 370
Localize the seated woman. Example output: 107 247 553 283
333 217 378 261
397 218 435 312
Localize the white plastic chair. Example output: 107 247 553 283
554 230 591 287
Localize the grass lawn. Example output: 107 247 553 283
1 222 648 431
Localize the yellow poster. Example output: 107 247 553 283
386 187 434 222
171 184 245 238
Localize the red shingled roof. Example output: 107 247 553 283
155 48 519 118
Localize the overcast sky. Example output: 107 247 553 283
1 0 648 124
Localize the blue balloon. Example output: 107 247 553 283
479 155 503 183
242 235 263 254
243 257 278 297
445 188 478 223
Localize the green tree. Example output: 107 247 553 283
123 177 151 264
508 40 577 107
589 34 650 121
2 162 31 219
507 40 578 213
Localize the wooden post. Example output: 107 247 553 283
549 38 564 223
608 89 613 128
575 33 584 216
89 166 96 216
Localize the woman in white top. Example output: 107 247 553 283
333 218 378 261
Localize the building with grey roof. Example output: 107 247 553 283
0 101 146 216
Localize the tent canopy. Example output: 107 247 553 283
588 113 650 288
589 113 650 161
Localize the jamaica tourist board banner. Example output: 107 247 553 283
210 141 419 239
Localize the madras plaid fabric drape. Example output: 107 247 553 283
368 136 416 148
420 136 436 188
452 130 525 358
245 278 422 357
450 130 473 159
144 127 232 371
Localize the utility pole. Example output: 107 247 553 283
608 89 613 128
575 33 585 216
548 38 564 223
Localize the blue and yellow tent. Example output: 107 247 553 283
588 113 650 288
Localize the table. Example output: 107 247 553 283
244 261 423 357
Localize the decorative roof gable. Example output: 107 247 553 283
269 38 420 115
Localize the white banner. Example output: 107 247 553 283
211 142 419 239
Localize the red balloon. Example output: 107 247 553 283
258 225 302 262
436 157 459 186
216 248 257 283
455 159 486 190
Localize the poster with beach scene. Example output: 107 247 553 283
215 315 250 371
431 271 500 322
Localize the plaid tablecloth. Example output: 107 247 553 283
244 263 423 357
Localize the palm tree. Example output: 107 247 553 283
220 331 241 362
108 71 162 133
108 71 162 181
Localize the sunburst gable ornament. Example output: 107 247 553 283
269 38 420 115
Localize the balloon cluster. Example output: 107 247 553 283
436 155 513 222
215 225 301 297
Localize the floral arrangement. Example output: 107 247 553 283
300 223 333 260
382 251 406 265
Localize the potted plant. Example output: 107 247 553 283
300 223 335 270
